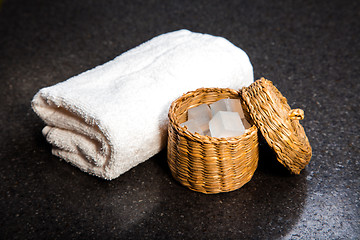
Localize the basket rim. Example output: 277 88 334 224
168 87 258 144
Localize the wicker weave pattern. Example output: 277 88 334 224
241 78 312 174
167 88 259 194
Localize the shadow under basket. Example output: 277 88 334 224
167 88 259 194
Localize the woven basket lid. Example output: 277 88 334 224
241 78 312 174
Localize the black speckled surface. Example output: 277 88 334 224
0 0 359 239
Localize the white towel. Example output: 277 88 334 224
31 29 254 180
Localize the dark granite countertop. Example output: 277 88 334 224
1 0 359 239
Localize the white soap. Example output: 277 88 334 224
209 111 245 138
197 120 210 134
226 99 245 119
242 118 251 129
204 129 211 137
187 104 212 134
181 119 204 135
188 104 212 122
209 99 227 116
209 98 245 118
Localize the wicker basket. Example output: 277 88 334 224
167 78 312 194
167 88 259 194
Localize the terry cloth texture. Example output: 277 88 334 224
31 29 254 179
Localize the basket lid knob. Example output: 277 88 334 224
241 78 312 174
289 109 304 120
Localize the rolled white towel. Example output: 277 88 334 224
31 29 253 180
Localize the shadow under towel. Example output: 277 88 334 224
31 29 254 180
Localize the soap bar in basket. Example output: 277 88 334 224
209 111 245 138
181 98 250 138
210 98 245 118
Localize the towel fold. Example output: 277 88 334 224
32 29 254 179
